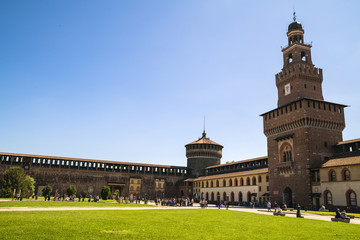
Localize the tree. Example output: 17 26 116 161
0 167 35 198
80 190 88 199
42 185 52 197
100 186 111 200
66 185 77 196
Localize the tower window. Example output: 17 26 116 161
301 52 306 61
324 142 328 148
304 84 307 88
314 86 316 90
288 53 293 63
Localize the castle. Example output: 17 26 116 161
1 16 359 212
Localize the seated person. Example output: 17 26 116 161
319 205 326 211
341 210 350 220
335 209 342 219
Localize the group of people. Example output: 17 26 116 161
335 208 351 220
266 201 288 212
155 198 194 207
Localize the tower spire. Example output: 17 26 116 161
202 116 206 138
293 7 296 21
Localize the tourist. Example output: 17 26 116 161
335 209 342 219
267 201 272 212
341 210 350 220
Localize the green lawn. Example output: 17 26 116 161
0 200 153 208
0 209 359 240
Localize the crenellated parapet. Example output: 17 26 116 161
275 63 323 85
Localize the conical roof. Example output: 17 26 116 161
185 131 223 147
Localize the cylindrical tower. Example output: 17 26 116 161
185 131 223 176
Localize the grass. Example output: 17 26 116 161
0 209 359 239
0 199 154 208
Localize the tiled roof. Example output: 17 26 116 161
206 156 267 169
0 152 187 169
322 156 360 168
185 131 223 147
192 168 268 181
337 138 360 145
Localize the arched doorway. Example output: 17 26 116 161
247 191 251 203
211 192 214 202
223 192 227 202
283 187 293 208
230 192 234 204
206 192 209 201
239 191 243 203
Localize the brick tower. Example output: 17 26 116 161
185 131 223 177
262 14 346 208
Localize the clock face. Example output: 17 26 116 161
284 83 291 95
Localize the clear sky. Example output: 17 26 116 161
1 1 359 166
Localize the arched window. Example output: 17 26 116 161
329 170 336 182
288 53 293 63
280 143 293 162
136 186 140 191
343 169 350 181
206 181 209 188
258 176 262 183
324 191 332 205
346 190 357 207
301 51 306 61
266 175 269 182
229 179 233 187
223 179 226 187
240 178 244 186
252 176 256 185
246 177 250 185
202 182 204 188
234 178 238 186
130 186 134 191
239 192 243 202
211 181 214 188
216 180 219 187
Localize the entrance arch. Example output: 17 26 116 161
230 192 234 204
283 187 293 208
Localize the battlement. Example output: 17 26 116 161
275 63 322 84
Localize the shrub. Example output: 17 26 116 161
66 185 77 196
81 190 88 199
42 185 52 197
100 186 111 200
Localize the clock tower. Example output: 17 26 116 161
262 14 346 208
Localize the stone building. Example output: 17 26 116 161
0 15 359 212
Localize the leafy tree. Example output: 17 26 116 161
24 175 35 195
0 167 35 198
42 185 52 197
114 189 120 197
66 185 77 196
81 190 88 199
100 186 111 200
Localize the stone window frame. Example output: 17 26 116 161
342 168 351 181
324 190 333 205
346 190 357 207
328 169 337 182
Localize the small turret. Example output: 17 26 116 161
185 131 223 176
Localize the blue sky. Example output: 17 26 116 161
1 1 359 166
